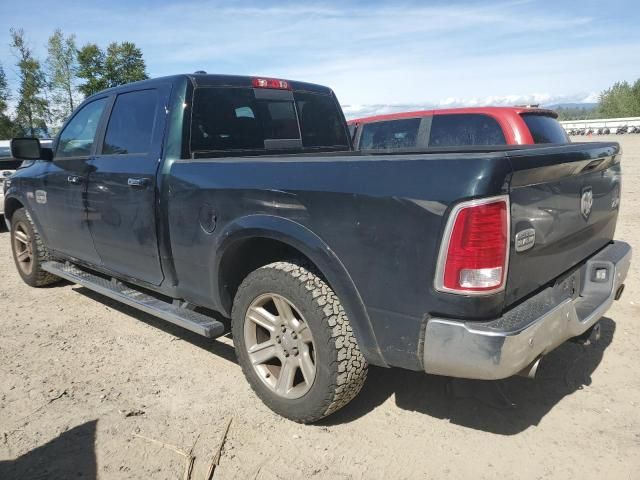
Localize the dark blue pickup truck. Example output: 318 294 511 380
4 73 631 422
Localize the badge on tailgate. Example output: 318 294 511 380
515 228 535 252
581 186 593 220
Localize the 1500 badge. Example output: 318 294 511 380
35 190 47 204
515 228 536 252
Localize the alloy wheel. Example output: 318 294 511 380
243 293 316 399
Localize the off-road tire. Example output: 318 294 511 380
232 261 368 423
10 208 60 287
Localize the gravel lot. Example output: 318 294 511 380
1 135 639 480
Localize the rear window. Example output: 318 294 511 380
190 87 348 153
429 114 505 146
294 92 349 148
521 114 569 144
359 118 421 150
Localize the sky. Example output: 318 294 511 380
1 0 639 118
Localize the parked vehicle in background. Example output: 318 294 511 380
348 107 569 150
1 141 23 224
1 140 52 226
4 74 630 422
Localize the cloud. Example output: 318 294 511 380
341 91 599 119
0 0 637 110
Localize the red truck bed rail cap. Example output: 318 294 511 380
252 77 291 90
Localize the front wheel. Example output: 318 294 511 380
10 208 60 287
232 261 368 423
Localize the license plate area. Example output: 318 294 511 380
553 265 582 302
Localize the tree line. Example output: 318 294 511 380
556 78 640 121
0 28 148 138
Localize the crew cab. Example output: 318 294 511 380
348 107 569 150
4 74 630 422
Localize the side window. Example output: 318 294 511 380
429 114 506 147
56 98 108 158
102 89 159 155
359 118 421 150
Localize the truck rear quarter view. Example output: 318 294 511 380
3 73 631 422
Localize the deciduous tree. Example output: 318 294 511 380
10 28 49 136
47 29 78 125
0 63 16 138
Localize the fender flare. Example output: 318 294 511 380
215 214 388 367
3 189 46 238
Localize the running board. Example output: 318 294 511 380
42 261 226 338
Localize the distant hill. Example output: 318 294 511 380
544 102 598 110
543 103 599 120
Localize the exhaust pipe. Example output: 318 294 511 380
517 356 542 379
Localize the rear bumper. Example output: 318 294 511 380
423 241 631 380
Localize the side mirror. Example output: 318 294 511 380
10 138 53 161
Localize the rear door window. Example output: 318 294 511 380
102 89 160 155
520 114 569 143
359 118 421 149
428 114 506 146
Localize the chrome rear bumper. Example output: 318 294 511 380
423 241 631 380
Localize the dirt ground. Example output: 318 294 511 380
1 135 639 480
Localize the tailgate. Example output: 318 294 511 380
505 142 621 306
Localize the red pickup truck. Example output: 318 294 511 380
348 107 569 150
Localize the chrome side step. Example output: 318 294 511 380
42 261 226 338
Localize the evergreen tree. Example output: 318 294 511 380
105 41 148 86
77 43 108 97
77 41 148 97
10 28 49 137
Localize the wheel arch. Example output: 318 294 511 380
3 196 24 227
215 215 387 367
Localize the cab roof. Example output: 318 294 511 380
348 106 558 125
88 73 333 98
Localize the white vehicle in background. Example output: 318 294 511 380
0 140 52 226
0 140 16 222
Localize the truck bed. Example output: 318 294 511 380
168 141 621 369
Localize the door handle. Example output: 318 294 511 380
127 178 149 188
67 175 83 185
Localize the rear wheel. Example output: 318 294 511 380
10 208 60 287
232 261 367 423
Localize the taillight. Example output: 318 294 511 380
435 196 510 295
252 77 291 90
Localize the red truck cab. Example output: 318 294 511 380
348 106 569 149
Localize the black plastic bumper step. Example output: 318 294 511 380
42 261 225 338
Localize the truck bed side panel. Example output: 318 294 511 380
167 154 513 369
